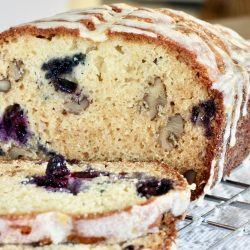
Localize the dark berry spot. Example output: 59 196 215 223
123 246 135 250
46 154 70 178
71 168 110 179
41 53 86 94
0 104 29 144
123 245 144 250
0 147 5 156
191 99 216 137
54 78 78 93
25 156 174 197
136 178 174 198
42 53 85 80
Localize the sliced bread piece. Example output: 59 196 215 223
0 156 190 245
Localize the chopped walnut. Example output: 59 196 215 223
8 60 25 81
0 79 11 92
158 114 184 150
64 92 90 115
143 77 167 120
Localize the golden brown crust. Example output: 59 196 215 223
0 26 80 42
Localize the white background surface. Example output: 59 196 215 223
0 0 68 32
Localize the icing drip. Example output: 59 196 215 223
18 4 249 189
129 9 175 24
25 4 136 42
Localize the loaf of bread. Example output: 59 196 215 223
0 156 189 245
0 3 249 198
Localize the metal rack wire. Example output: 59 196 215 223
177 175 250 249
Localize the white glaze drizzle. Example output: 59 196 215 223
129 8 174 24
26 4 137 42
19 4 249 191
111 24 157 38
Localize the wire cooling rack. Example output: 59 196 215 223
176 158 250 250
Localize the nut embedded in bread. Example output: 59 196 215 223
0 157 190 245
0 3 249 199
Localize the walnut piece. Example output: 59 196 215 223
64 93 90 115
158 114 184 150
0 79 11 92
8 60 24 81
143 77 167 120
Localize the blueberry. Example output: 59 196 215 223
54 78 78 93
136 178 174 198
41 53 86 94
0 104 29 144
71 168 110 179
46 154 70 178
191 99 216 137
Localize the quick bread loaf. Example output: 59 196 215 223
0 157 188 246
0 3 249 198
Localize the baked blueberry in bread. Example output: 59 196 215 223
0 3 249 198
0 156 190 245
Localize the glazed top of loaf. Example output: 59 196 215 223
1 3 250 190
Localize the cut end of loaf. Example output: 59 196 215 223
0 33 218 198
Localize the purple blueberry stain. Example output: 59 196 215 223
71 168 110 179
54 78 78 94
191 99 216 137
0 104 30 144
25 155 174 197
136 178 174 198
41 53 86 94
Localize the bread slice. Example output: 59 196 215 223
0 4 249 198
0 214 176 250
0 156 189 245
